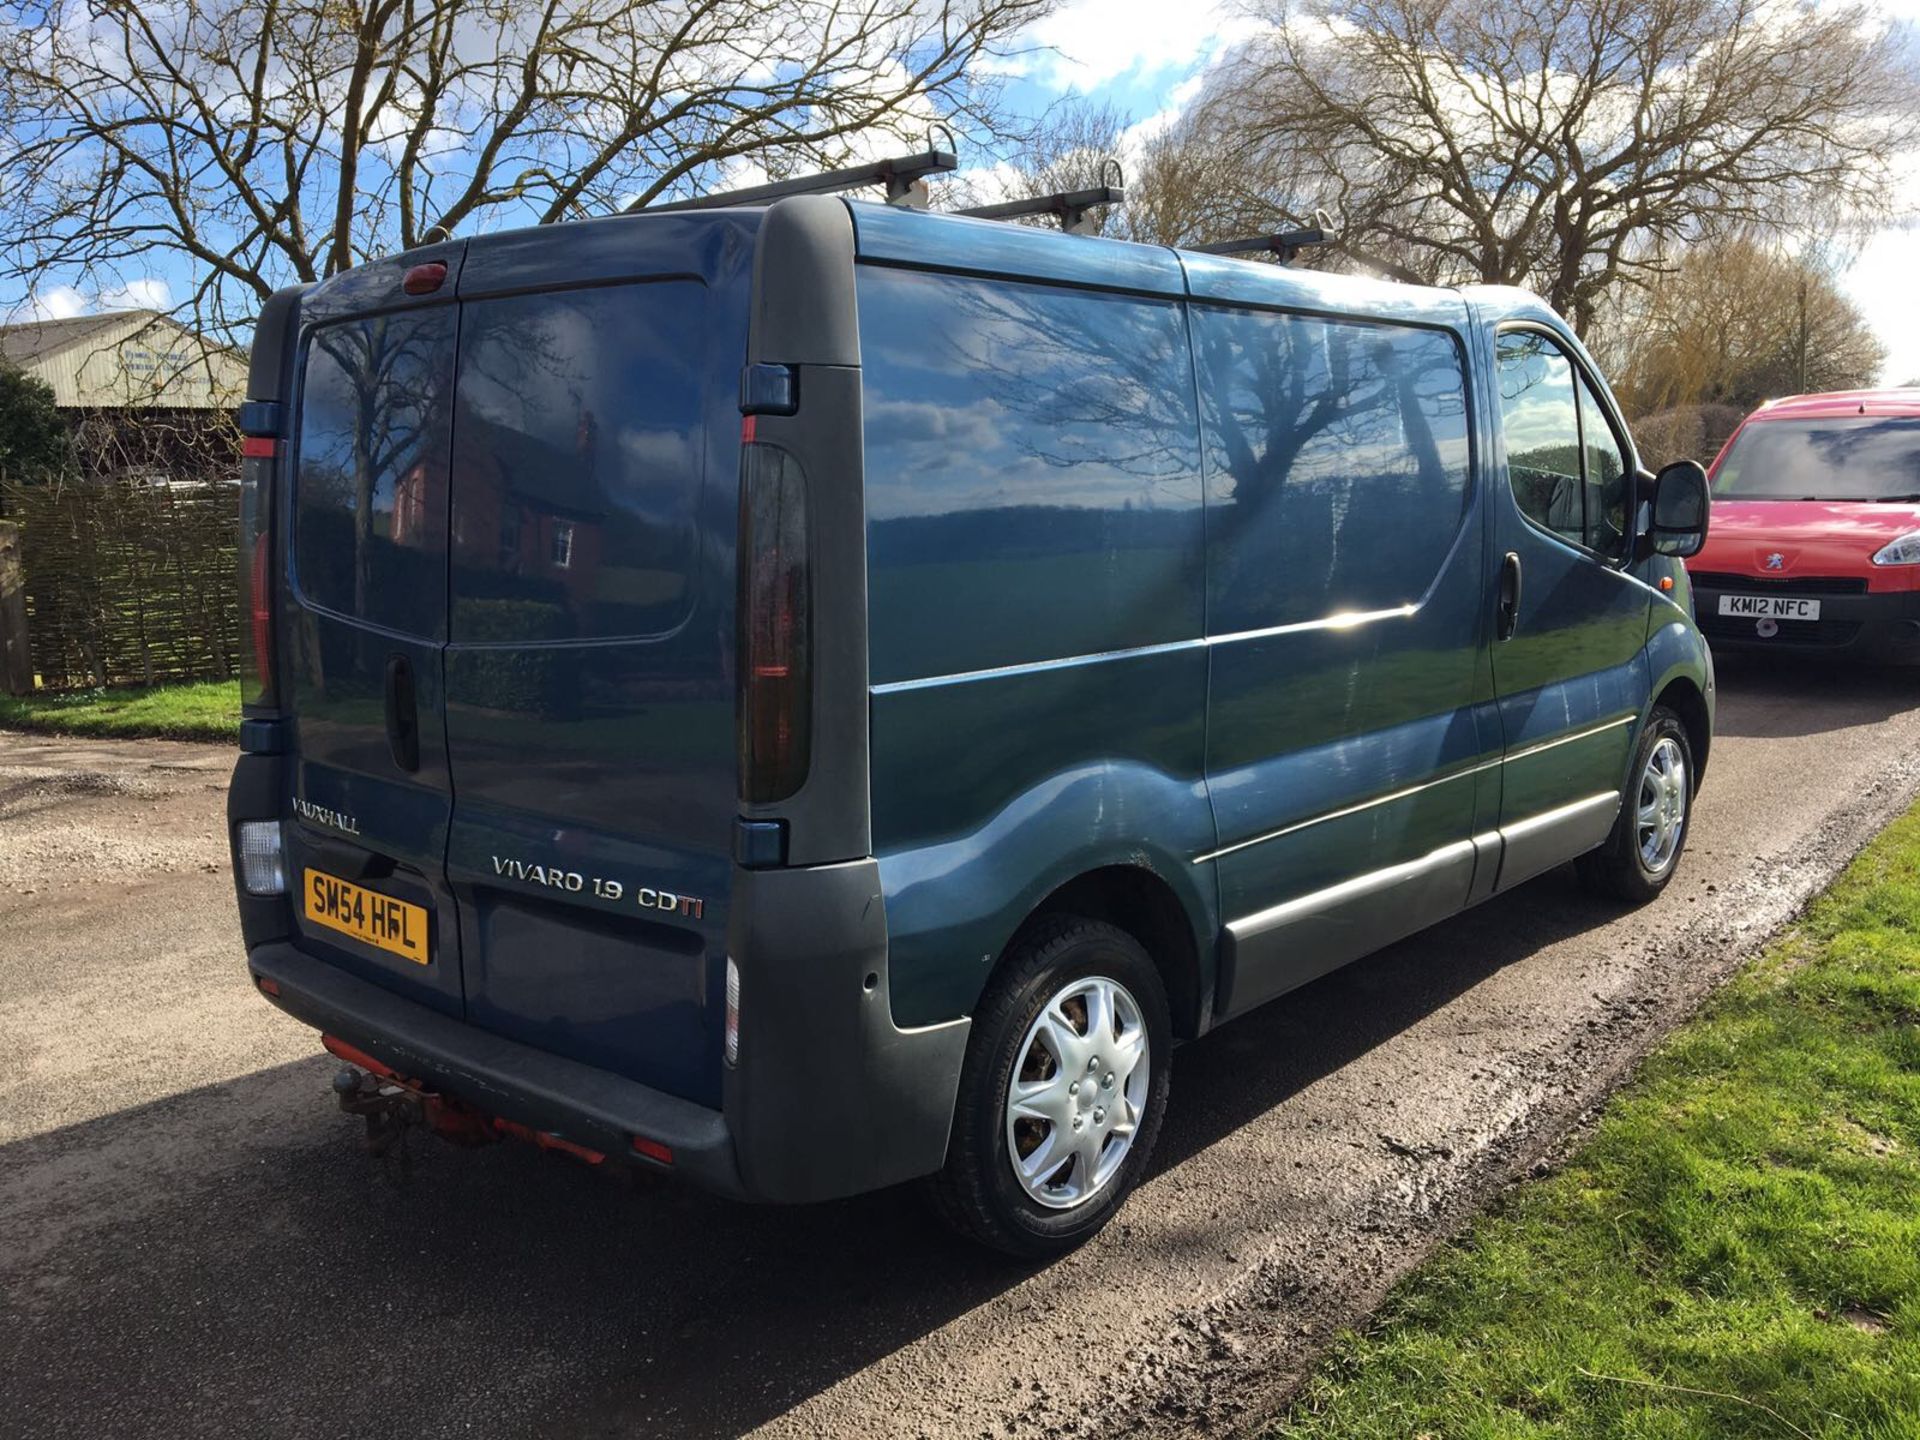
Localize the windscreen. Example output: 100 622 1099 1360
1713 416 1920 500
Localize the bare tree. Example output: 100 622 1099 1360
1185 0 1920 334
939 96 1131 233
1604 235 1885 415
1120 124 1273 249
0 0 1051 332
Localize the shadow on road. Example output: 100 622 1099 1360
0 866 1627 1440
1708 651 1915 738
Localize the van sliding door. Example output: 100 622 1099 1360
1192 297 1491 1018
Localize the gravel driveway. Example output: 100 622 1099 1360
3 656 1918 1439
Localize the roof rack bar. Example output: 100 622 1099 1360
955 183 1125 236
1189 226 1330 262
629 145 958 214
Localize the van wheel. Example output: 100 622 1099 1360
925 918 1171 1258
1577 706 1694 904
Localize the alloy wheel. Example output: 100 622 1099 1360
1003 975 1151 1210
1636 735 1687 875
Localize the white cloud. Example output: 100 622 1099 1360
95 277 172 312
8 277 173 322
18 285 87 321
1004 0 1262 92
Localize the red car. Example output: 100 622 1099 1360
1689 388 1920 662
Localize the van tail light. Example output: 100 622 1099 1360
248 533 272 677
737 443 811 804
237 419 279 708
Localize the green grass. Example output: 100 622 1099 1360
1273 805 1920 1440
0 679 240 742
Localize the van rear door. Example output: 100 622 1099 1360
441 221 751 1109
281 246 467 1014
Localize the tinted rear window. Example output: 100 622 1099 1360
293 308 456 636
858 266 1203 684
1194 305 1471 632
1714 416 1920 500
450 281 707 642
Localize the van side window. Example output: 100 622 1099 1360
1192 307 1472 631
293 309 456 635
1494 331 1585 549
858 266 1203 685
1577 373 1630 557
449 281 706 641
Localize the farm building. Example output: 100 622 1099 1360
0 309 247 410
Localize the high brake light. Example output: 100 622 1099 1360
738 443 811 803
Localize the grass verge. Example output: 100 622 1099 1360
1273 805 1920 1440
0 680 240 742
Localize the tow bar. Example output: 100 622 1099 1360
327 1054 605 1167
331 1066 431 1158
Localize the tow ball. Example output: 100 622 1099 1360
332 1066 426 1158
331 1064 500 1163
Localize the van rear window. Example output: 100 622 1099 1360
449 281 707 642
293 309 456 636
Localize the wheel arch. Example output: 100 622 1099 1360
1651 675 1711 789
1008 864 1209 1041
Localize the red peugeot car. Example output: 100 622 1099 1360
1689 388 1920 662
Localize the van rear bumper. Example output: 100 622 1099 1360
248 942 747 1196
246 857 973 1205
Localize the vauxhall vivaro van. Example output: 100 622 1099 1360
228 182 1714 1255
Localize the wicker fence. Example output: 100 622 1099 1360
1 474 239 690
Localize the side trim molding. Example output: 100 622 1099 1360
1227 837 1476 944
1195 714 1634 865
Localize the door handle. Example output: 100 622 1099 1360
384 653 420 773
1497 551 1523 641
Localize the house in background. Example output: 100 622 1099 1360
0 309 247 410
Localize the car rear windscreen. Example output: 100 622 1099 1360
1713 416 1920 501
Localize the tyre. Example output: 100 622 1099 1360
924 917 1171 1258
1577 705 1694 903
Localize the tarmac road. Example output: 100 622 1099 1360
4 655 1919 1440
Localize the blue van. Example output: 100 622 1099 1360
228 185 1713 1255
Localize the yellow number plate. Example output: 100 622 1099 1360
303 870 430 965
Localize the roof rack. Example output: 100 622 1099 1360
955 158 1126 235
627 143 1128 237
1190 211 1336 264
628 142 958 214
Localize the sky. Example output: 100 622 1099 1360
6 0 1918 386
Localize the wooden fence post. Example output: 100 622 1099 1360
0 521 33 695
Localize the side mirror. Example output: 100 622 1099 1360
1640 459 1710 559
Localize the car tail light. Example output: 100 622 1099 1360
237 423 278 708
248 532 271 672
737 443 810 803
